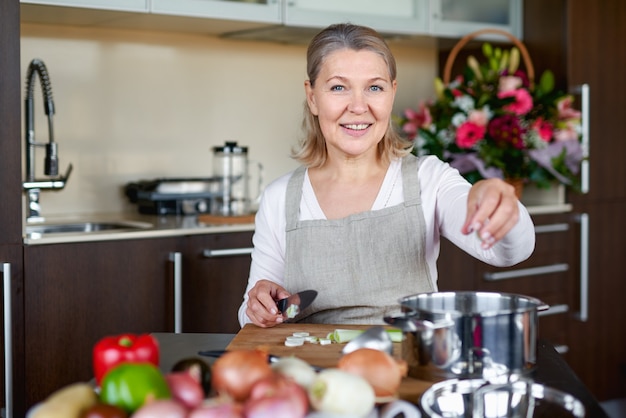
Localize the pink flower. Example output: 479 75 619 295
456 122 485 148
531 118 554 142
498 88 533 115
498 75 523 92
553 120 579 142
402 103 432 140
468 109 489 127
557 96 582 120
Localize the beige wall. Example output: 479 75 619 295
20 23 437 217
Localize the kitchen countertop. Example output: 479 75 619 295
152 332 608 417
23 212 254 245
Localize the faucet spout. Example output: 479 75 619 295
23 58 72 222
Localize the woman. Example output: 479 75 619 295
238 23 535 328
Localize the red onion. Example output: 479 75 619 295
165 371 205 409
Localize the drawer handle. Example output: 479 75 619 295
169 252 182 333
483 263 569 281
574 213 589 322
554 344 569 354
202 248 253 258
2 262 13 418
538 304 569 317
534 223 569 234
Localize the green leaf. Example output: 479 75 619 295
482 42 493 58
538 70 555 95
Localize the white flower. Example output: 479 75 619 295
451 112 467 127
453 95 475 113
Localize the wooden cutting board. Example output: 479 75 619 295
197 213 255 224
227 323 433 403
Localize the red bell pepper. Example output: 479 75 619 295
93 333 160 385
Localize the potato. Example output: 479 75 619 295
31 382 98 418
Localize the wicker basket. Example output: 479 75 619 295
442 28 535 87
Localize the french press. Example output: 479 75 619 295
211 141 262 216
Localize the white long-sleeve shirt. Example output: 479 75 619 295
238 156 535 326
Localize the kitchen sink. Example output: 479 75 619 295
25 220 153 238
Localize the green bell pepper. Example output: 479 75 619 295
100 362 171 413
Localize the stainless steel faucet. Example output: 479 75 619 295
23 59 72 223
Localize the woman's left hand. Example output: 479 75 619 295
462 179 520 250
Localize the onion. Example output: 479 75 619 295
211 349 273 402
171 357 212 396
308 368 375 417
270 357 317 389
131 399 187 418
337 348 407 398
188 399 244 418
244 395 305 418
246 373 309 418
165 371 205 409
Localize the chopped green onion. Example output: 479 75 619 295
330 329 404 343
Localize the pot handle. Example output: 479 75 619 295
383 315 453 332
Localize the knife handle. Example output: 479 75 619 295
276 298 287 313
198 349 227 358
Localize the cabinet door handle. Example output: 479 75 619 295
574 213 589 322
534 223 569 234
202 248 253 258
571 83 590 193
2 262 13 418
483 263 569 281
169 253 182 333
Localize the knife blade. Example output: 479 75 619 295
276 289 318 320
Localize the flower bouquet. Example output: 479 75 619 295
398 29 584 192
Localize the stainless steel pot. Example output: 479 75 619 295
385 292 549 381
420 378 585 418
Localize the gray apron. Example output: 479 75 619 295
284 154 435 324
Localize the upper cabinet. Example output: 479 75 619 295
429 0 522 39
22 0 149 12
20 0 523 41
284 0 429 36
150 0 281 24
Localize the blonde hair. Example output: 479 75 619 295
292 23 412 167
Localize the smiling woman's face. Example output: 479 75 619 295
305 48 397 160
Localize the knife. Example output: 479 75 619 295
198 349 323 372
276 289 318 321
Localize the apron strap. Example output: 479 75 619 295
285 165 307 232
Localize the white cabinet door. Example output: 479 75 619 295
285 0 429 36
429 0 522 39
20 0 149 13
150 0 281 24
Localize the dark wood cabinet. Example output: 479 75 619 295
0 246 25 418
21 230 253 410
436 0 626 401
182 231 254 334
1 1 26 417
23 237 183 408
522 0 626 402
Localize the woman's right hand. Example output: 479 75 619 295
245 279 291 328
